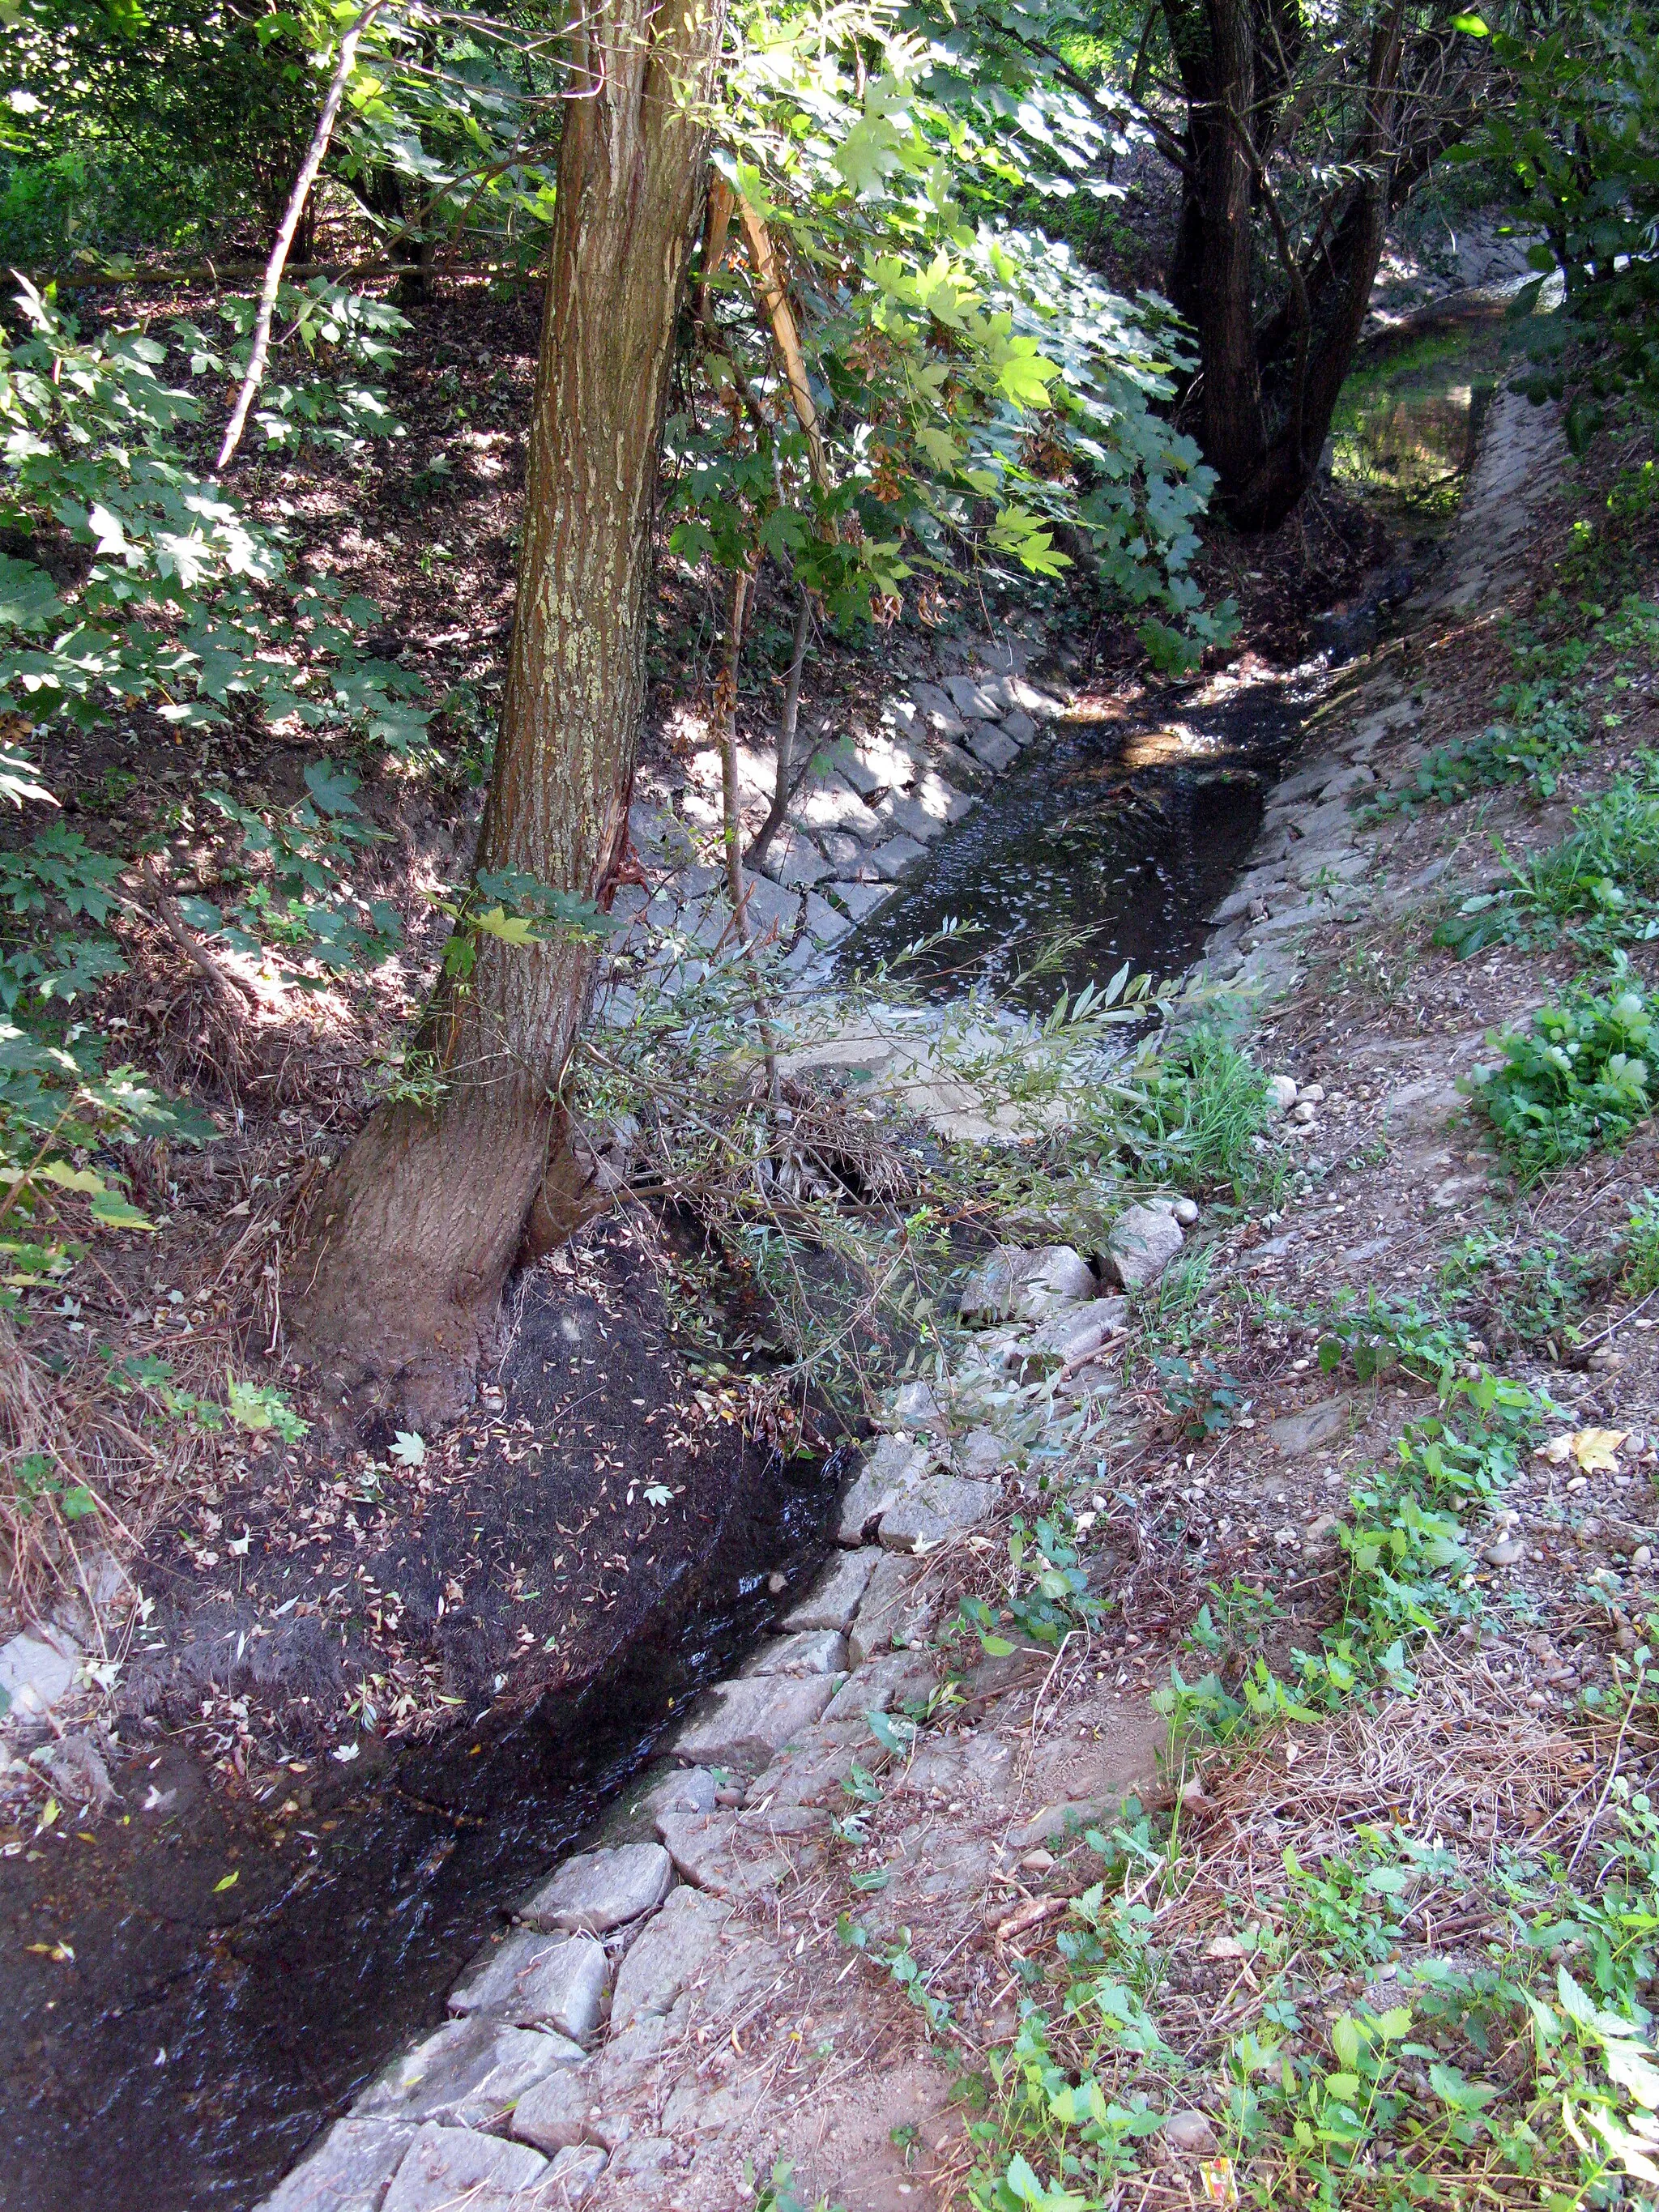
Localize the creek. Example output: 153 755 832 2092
1 1445 840 2212
0 319 1504 2212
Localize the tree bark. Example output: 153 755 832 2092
286 0 724 1431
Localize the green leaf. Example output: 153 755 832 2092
1450 12 1489 32
214 1870 239 1892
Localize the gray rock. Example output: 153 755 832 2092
432 2027 586 2132
359 2017 581 2126
1103 1206 1183 1290
261 2119 416 2212
1269 1397 1352 1456
823 1652 936 1723
543 2145 608 2205
870 834 929 881
891 1379 946 1433
962 723 1019 773
669 1673 838 1769
450 1931 609 2044
1000 708 1037 747
612 2137 674 2181
740 1629 848 1677
510 2067 598 2154
609 1884 731 2029
1011 1299 1129 1376
519 1844 672 1936
824 880 893 922
614 1764 716 1832
0 1630 79 1720
837 1434 932 1544
958 1244 1095 1323
945 675 1004 719
802 890 852 946
954 1427 1011 1477
878 1473 999 1553
381 2123 546 2212
1482 1537 1528 1567
876 791 950 843
780 1548 877 1632
847 1551 936 1668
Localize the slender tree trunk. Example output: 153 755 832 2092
744 586 812 876
286 0 725 1431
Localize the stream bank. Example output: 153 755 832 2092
0 309 1551 2212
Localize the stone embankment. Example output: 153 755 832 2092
608 649 1068 1010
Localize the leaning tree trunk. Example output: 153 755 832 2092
286 0 724 1432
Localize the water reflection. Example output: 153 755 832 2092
836 680 1304 1010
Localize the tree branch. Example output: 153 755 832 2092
215 1 386 475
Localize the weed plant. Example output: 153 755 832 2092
1468 966 1654 1183
1131 1024 1277 1197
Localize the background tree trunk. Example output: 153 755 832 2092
286 0 724 1431
1159 0 1460 533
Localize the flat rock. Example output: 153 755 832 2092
669 1672 838 1769
876 791 950 843
959 1244 1096 1323
609 1884 731 2030
519 1843 672 1935
962 723 1019 772
1010 1299 1130 1376
449 1930 609 2044
1103 1206 1183 1290
847 1551 936 1668
740 1629 848 1676
878 1473 999 1553
382 2123 546 2212
890 1379 946 1433
612 1763 716 1835
802 890 851 945
0 1630 79 1720
261 2118 416 2212
824 880 893 922
823 1652 936 1723
944 675 1004 719
1269 1397 1352 1456
780 1548 877 1632
1000 707 1038 746
870 833 929 881
954 1426 1012 1476
360 2018 582 2126
510 2067 599 2154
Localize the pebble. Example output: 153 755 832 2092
1482 1538 1528 1567
1265 1074 1299 1115
1164 2109 1219 2156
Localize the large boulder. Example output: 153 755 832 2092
958 1245 1097 1324
1102 1207 1183 1290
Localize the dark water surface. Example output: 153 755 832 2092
840 677 1307 1008
1 1446 839 2212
